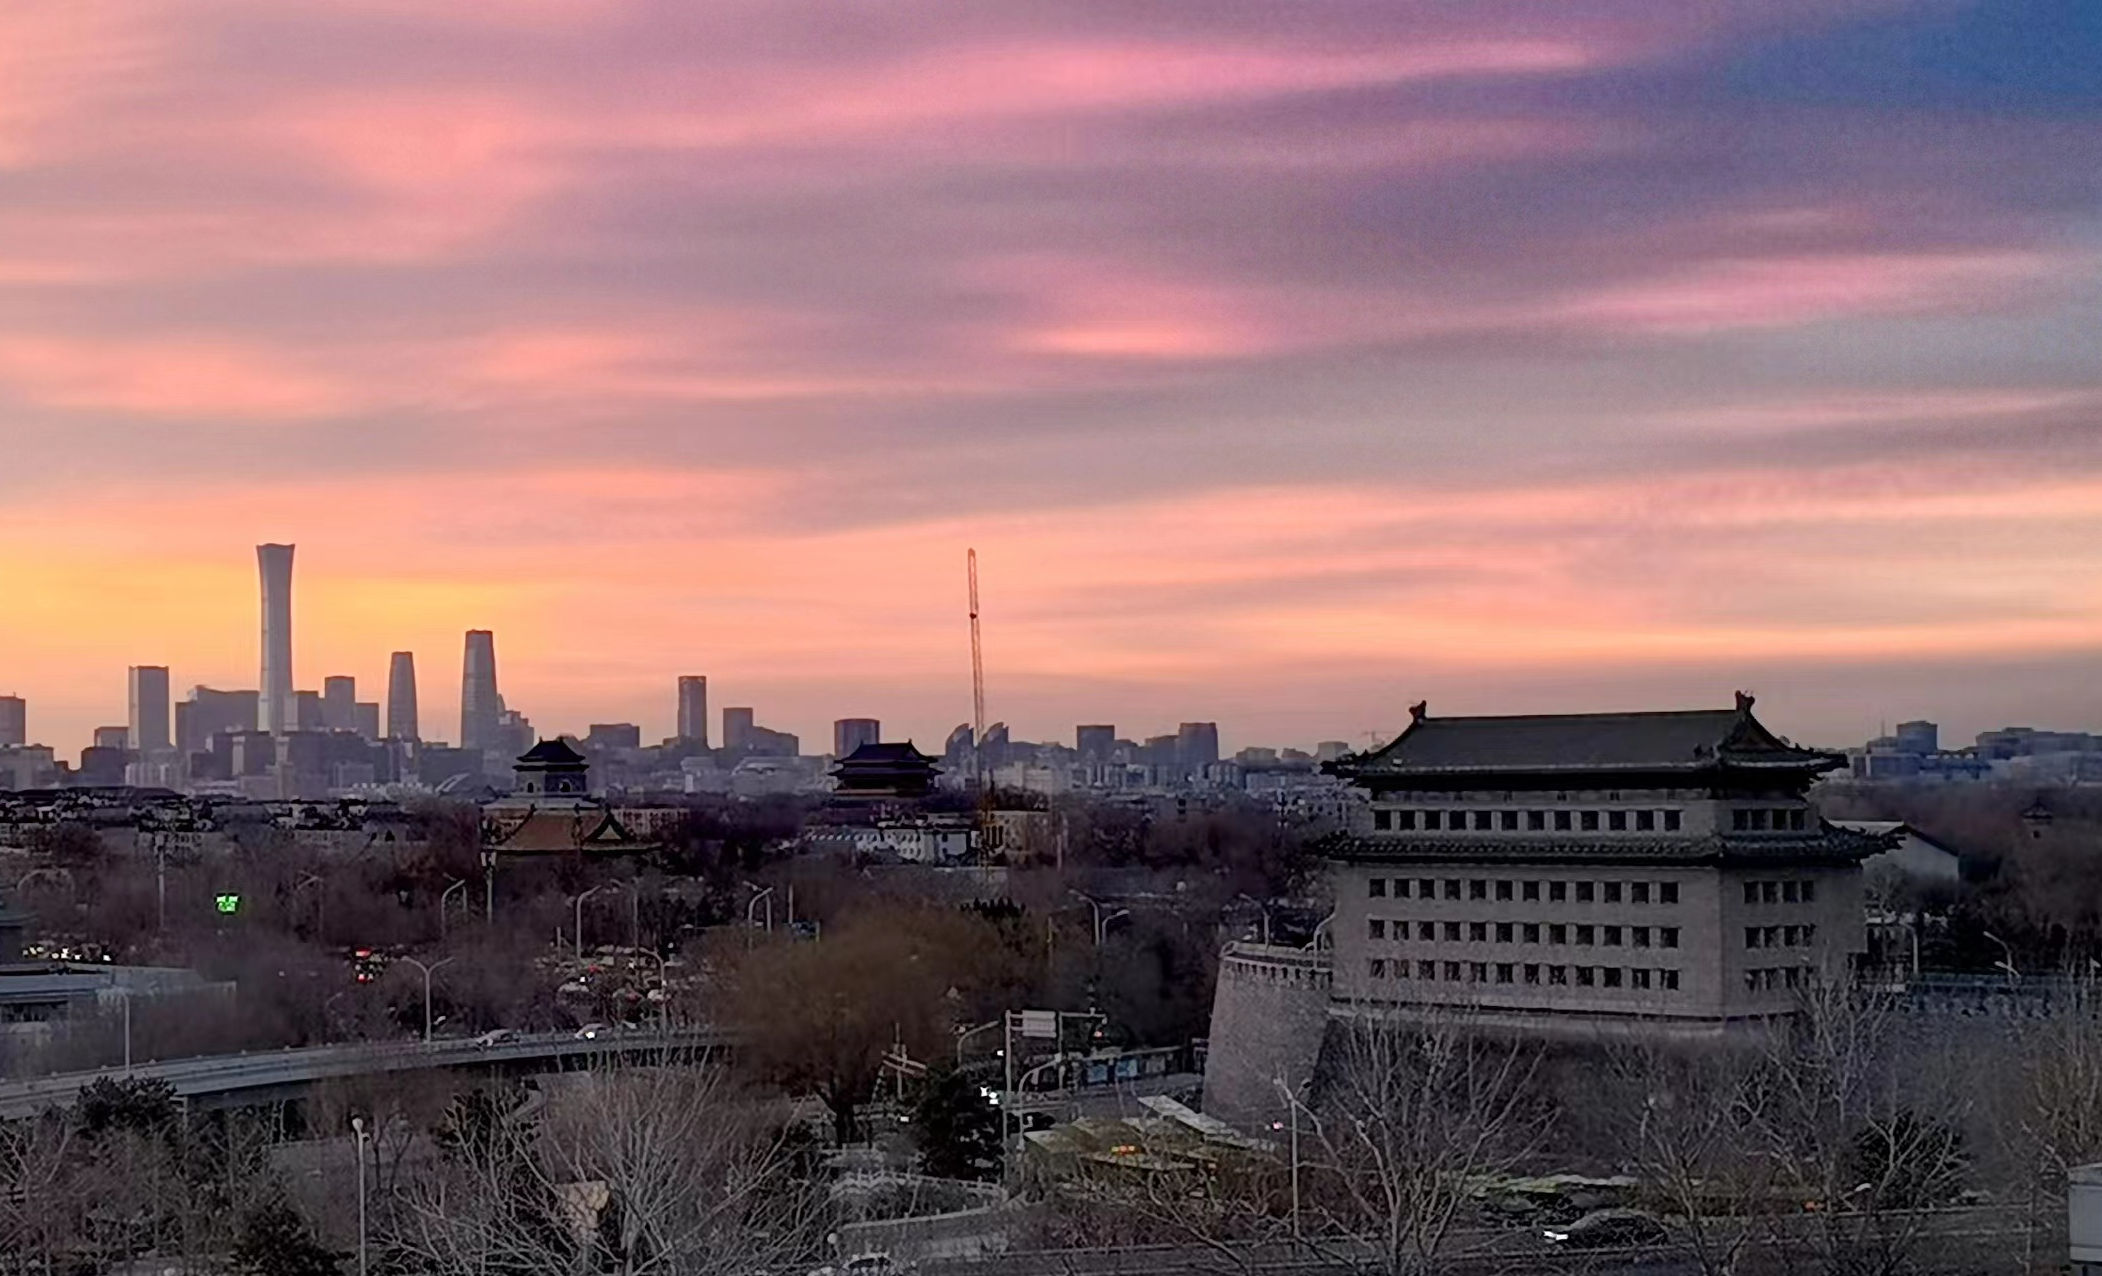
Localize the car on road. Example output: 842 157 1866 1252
574 1023 608 1040
472 1029 516 1048
1543 1209 1669 1249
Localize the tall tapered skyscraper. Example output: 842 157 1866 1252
256 544 295 733
460 630 500 753
386 652 419 741
676 675 708 745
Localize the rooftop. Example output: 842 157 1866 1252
517 738 587 767
1329 693 1843 782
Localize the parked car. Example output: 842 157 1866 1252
574 1023 608 1040
472 1028 516 1048
1543 1209 1669 1249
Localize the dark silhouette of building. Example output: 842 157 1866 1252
0 696 22 748
256 544 295 733
585 723 642 751
322 675 356 733
723 706 755 752
353 702 380 741
1177 721 1220 775
178 686 257 756
128 666 170 754
386 651 419 741
461 630 500 754
832 741 941 799
677 676 708 745
833 718 881 758
1076 724 1116 759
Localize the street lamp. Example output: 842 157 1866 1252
1984 931 2019 985
398 955 454 1043
1068 891 1130 947
350 1115 369 1276
1235 893 1273 946
572 885 612 961
744 886 776 949
293 872 325 944
1272 1073 1309 1240
439 878 468 940
955 1019 1000 1066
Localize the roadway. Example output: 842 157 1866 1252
0 1026 730 1119
916 1207 2036 1275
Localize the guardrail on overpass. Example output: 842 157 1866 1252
0 1026 732 1119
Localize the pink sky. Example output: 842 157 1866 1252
2 0 2098 756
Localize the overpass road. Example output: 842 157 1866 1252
0 1026 731 1119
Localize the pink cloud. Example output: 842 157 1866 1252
1552 251 2071 335
0 336 351 419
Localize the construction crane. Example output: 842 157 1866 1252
968 548 986 788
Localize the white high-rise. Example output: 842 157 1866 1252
127 666 171 753
257 544 295 733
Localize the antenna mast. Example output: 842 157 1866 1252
968 548 986 786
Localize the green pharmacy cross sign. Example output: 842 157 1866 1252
214 893 241 915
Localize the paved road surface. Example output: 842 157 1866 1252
0 1026 729 1118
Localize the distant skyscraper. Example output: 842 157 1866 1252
723 707 755 753
93 725 130 751
353 702 381 741
461 631 500 753
322 676 356 733
677 676 709 745
1076 725 1116 759
1177 722 1221 775
833 718 881 758
256 544 295 733
386 652 419 741
0 696 23 747
178 687 259 755
127 666 171 754
294 690 323 732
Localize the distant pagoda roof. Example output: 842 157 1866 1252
838 742 939 768
517 738 587 767
1327 693 1843 785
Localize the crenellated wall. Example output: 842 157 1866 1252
1200 941 1333 1134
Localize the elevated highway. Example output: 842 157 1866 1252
0 1026 731 1119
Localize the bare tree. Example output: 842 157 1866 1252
1605 1036 1778 1276
1302 1011 1547 1276
383 1061 827 1276
1748 977 1971 1276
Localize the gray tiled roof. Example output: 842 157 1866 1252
1330 696 1841 779
1324 824 1892 866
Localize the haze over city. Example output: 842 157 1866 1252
4 1 2100 755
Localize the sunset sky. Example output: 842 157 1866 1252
3 0 2099 758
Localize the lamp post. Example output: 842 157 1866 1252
1984 931 2019 985
479 847 497 921
1068 891 1129 947
439 878 468 940
744 886 775 949
955 1019 1000 1066
572 885 613 962
1272 1073 1307 1240
398 956 453 1043
350 1115 369 1276
1235 893 1273 946
293 872 325 944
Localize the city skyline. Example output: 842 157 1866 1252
1 3 2098 757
